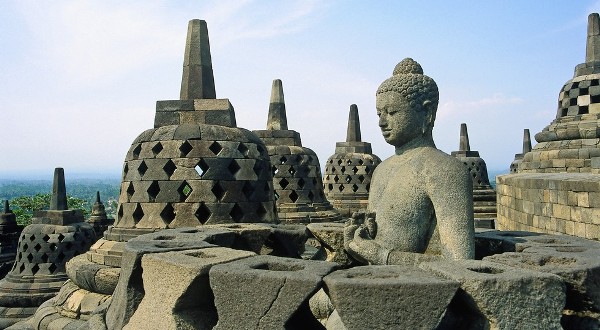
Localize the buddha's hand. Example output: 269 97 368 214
344 211 377 251
346 226 390 265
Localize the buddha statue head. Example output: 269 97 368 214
375 58 439 149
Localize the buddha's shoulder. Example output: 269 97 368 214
419 147 468 174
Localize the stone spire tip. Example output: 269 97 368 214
50 167 68 211
95 191 101 204
523 129 532 153
586 13 600 63
346 104 362 142
459 123 470 151
180 19 216 100
266 79 288 130
3 200 9 214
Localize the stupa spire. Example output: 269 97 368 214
180 19 216 100
3 200 8 214
266 79 288 130
50 168 67 211
459 123 470 151
346 104 362 143
587 13 600 63
522 129 532 154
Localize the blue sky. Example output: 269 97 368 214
1 1 599 179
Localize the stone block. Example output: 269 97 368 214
154 112 180 128
124 247 255 330
420 259 564 330
210 255 337 329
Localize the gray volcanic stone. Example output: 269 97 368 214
105 227 234 330
125 247 255 330
323 265 459 330
306 222 350 264
210 255 338 329
420 259 565 330
65 254 120 295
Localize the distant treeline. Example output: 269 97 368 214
0 178 121 202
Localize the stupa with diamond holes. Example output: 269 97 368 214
0 201 22 279
520 13 600 173
451 124 496 229
254 79 341 223
322 104 382 217
0 168 96 328
86 191 114 237
510 129 532 173
104 19 278 245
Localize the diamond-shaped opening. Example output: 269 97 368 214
274 191 279 200
253 162 263 177
334 175 339 183
345 175 352 183
163 160 177 177
331 167 336 173
41 253 49 263
238 143 249 157
337 159 343 165
56 252 66 263
352 184 359 192
209 141 222 155
160 203 176 224
49 243 57 251
289 190 299 202
180 140 193 157
228 159 241 176
195 203 211 224
132 144 142 159
22 243 29 251
230 203 244 222
19 264 25 273
352 166 359 174
347 159 352 165
57 233 65 242
127 182 135 200
211 182 226 201
339 185 345 192
340 166 346 174
196 159 209 177
123 164 129 180
358 159 364 165
256 204 267 220
26 253 33 263
365 166 371 174
118 204 124 219
29 234 35 241
242 182 254 199
279 156 287 164
308 191 314 202
48 263 57 274
147 181 160 202
288 166 296 176
34 243 41 252
328 184 333 191
138 161 148 176
279 178 289 189
42 235 50 242
298 178 305 189
179 182 193 199
132 203 144 223
31 264 39 275
366 184 370 192
151 142 163 156
358 175 365 183
272 165 279 176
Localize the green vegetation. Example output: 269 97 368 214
10 194 90 226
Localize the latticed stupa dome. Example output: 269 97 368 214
323 104 381 217
254 79 341 223
520 13 600 173
106 20 277 242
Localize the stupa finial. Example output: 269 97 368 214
346 104 362 143
3 200 9 214
266 79 288 130
522 129 532 154
50 168 67 211
95 191 101 204
587 13 600 63
459 123 470 152
180 19 216 100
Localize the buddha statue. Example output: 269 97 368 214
344 58 475 264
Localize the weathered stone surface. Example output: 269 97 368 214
484 245 600 313
210 255 338 329
65 254 120 295
204 223 272 254
323 265 459 329
306 222 350 264
125 247 255 330
421 259 565 330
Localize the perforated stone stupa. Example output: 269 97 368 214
510 129 532 173
87 192 114 237
0 201 22 279
0 168 95 328
105 19 278 244
519 13 600 173
254 79 341 223
322 104 381 217
451 123 496 229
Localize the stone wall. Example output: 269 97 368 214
496 173 600 240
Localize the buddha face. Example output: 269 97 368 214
376 91 427 147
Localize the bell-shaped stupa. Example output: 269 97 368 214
520 13 600 173
451 123 497 229
0 168 96 328
322 104 381 217
0 201 22 279
510 129 532 173
86 192 114 237
254 79 341 223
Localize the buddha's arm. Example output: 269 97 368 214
426 162 475 260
